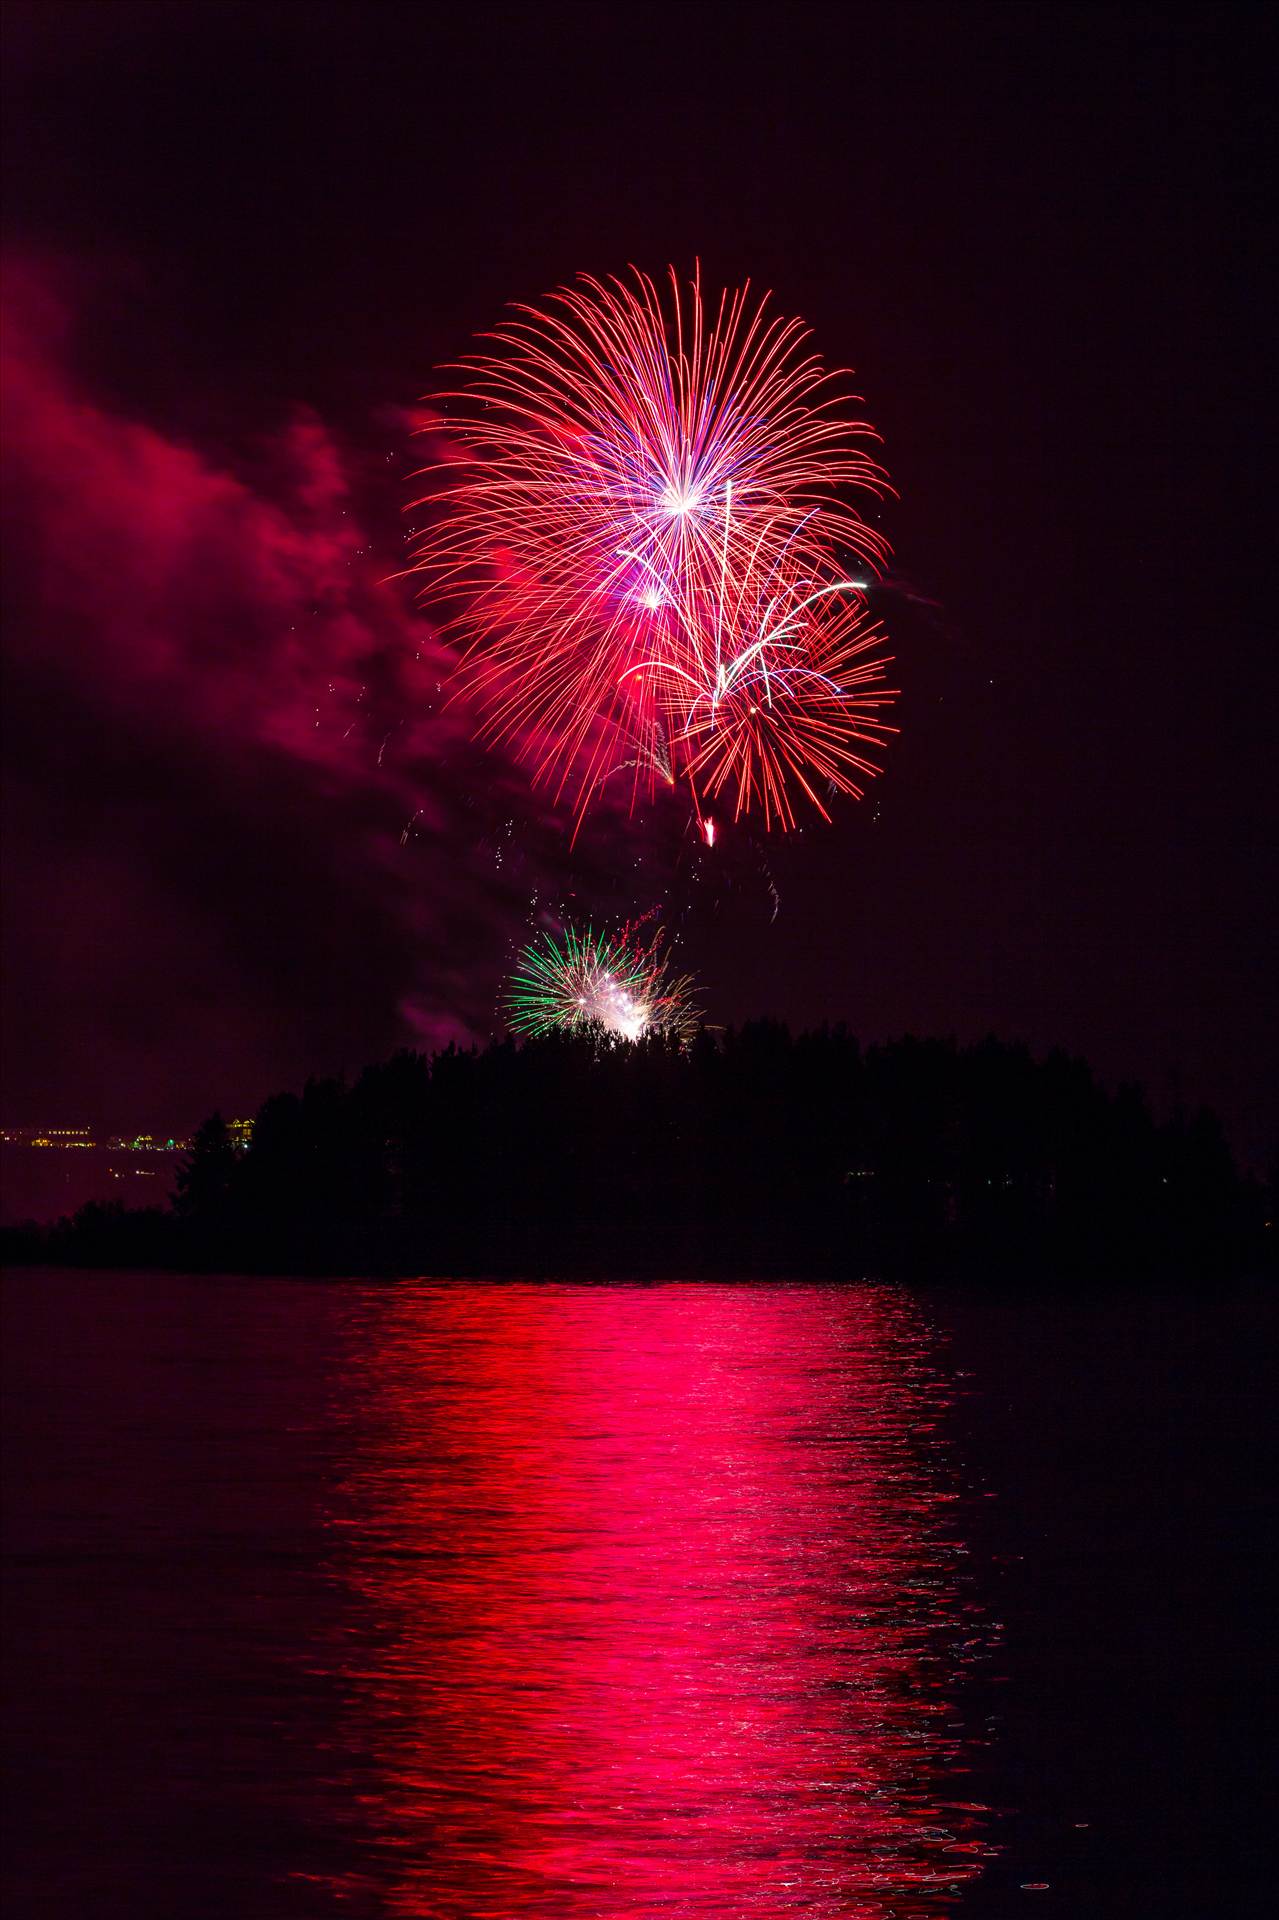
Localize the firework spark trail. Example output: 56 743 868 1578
411 265 897 835
505 921 701 1046
648 555 901 831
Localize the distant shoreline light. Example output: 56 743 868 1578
0 1122 253 1153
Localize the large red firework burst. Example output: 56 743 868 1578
411 265 897 833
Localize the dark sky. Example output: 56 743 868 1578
2 0 1275 1166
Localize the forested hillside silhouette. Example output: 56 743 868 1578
5 1027 1269 1279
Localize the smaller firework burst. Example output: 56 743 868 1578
505 922 701 1046
618 547 898 831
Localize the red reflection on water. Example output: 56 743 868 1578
321 1283 993 1915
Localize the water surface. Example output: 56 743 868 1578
2 1274 992 1916
4 1271 1272 1915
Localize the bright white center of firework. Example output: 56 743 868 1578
638 586 665 611
590 976 648 1042
660 482 700 517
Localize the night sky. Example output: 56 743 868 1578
2 0 1275 1167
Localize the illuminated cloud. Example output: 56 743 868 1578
0 257 561 1125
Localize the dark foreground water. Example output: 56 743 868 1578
1 1273 1272 1917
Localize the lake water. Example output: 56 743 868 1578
1 1272 1272 1916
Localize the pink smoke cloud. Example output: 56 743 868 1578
0 256 564 1128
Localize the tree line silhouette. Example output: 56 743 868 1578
6 1026 1269 1279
